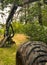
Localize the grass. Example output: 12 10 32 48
0 46 16 65
0 34 28 65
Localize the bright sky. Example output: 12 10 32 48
0 3 22 24
0 4 11 24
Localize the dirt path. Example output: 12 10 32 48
12 34 29 46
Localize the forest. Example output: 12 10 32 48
0 0 47 65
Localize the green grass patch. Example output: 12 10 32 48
0 44 17 65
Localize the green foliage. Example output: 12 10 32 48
24 23 47 43
1 0 24 7
42 5 47 26
12 22 24 33
0 28 4 34
12 21 47 43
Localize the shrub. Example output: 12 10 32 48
12 22 47 43
24 23 47 43
0 29 4 34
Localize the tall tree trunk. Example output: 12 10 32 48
24 5 27 24
27 3 30 22
38 1 42 25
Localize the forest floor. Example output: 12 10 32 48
0 34 28 65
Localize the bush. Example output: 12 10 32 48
24 23 47 43
12 22 47 43
0 29 4 34
12 22 25 33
